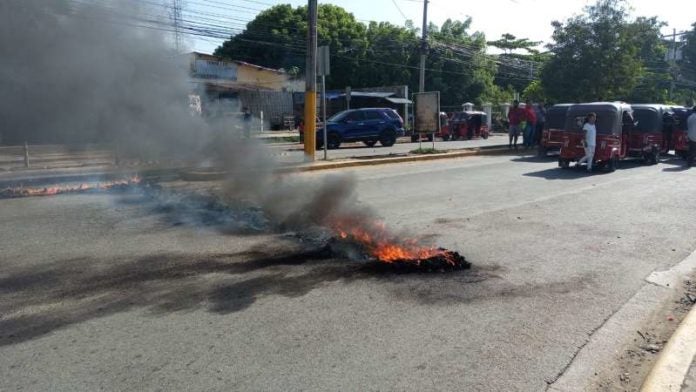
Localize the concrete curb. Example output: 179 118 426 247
181 145 515 181
549 249 696 392
0 145 517 186
641 267 696 391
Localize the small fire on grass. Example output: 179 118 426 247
332 219 470 272
0 175 141 199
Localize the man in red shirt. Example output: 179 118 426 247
523 100 537 149
508 100 525 150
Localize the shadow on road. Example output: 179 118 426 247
0 247 352 346
511 155 555 163
523 158 657 180
659 156 690 172
0 239 518 347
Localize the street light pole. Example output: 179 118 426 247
419 0 428 93
303 0 318 162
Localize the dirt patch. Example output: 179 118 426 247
594 277 696 391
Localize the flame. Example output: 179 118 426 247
331 218 455 265
1 175 141 198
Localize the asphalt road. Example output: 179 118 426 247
1 154 696 391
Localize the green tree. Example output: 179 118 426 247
214 4 367 88
488 33 541 55
426 18 498 107
681 22 696 83
625 16 671 103
215 6 499 107
541 0 643 102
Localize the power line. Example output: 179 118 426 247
390 0 409 21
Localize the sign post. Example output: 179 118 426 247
318 45 330 160
413 91 440 150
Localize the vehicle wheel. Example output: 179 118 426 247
651 147 659 165
411 134 419 143
426 134 434 142
607 155 618 172
538 146 547 157
327 133 341 149
442 134 450 141
363 140 377 147
559 158 570 169
380 129 397 147
482 133 489 140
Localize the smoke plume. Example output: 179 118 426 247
0 0 207 159
0 0 426 257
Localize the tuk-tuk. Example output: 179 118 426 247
673 107 693 160
447 111 489 141
558 102 633 172
627 104 673 164
538 104 572 156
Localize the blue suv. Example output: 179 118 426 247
315 108 405 149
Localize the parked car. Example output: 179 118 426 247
538 104 572 156
558 102 634 172
303 108 405 149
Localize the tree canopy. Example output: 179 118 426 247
540 0 672 103
214 4 504 107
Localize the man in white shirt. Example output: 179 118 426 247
577 112 597 172
688 106 696 167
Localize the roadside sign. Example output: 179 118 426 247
414 91 440 134
318 46 330 76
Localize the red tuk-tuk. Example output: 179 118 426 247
538 104 572 156
558 102 633 172
627 104 673 164
412 112 448 142
673 107 693 160
446 111 489 141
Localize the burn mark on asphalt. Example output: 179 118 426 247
0 246 532 347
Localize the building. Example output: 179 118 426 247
189 52 303 129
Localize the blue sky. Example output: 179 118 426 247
184 0 695 55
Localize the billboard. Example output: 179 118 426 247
414 91 440 133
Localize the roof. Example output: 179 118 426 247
189 52 286 74
385 97 412 104
567 102 631 114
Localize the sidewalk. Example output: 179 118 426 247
0 136 513 187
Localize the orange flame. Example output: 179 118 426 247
2 175 141 198
330 218 454 265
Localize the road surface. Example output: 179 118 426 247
1 154 695 391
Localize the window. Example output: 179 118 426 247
345 111 365 122
364 111 383 120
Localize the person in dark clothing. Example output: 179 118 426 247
242 107 252 138
687 106 696 167
507 100 524 150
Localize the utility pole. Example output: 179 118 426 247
419 0 428 93
172 0 182 52
669 28 677 101
303 0 318 161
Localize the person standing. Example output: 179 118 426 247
523 100 537 149
242 107 253 138
577 112 597 172
535 102 547 145
688 106 696 167
507 100 524 150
